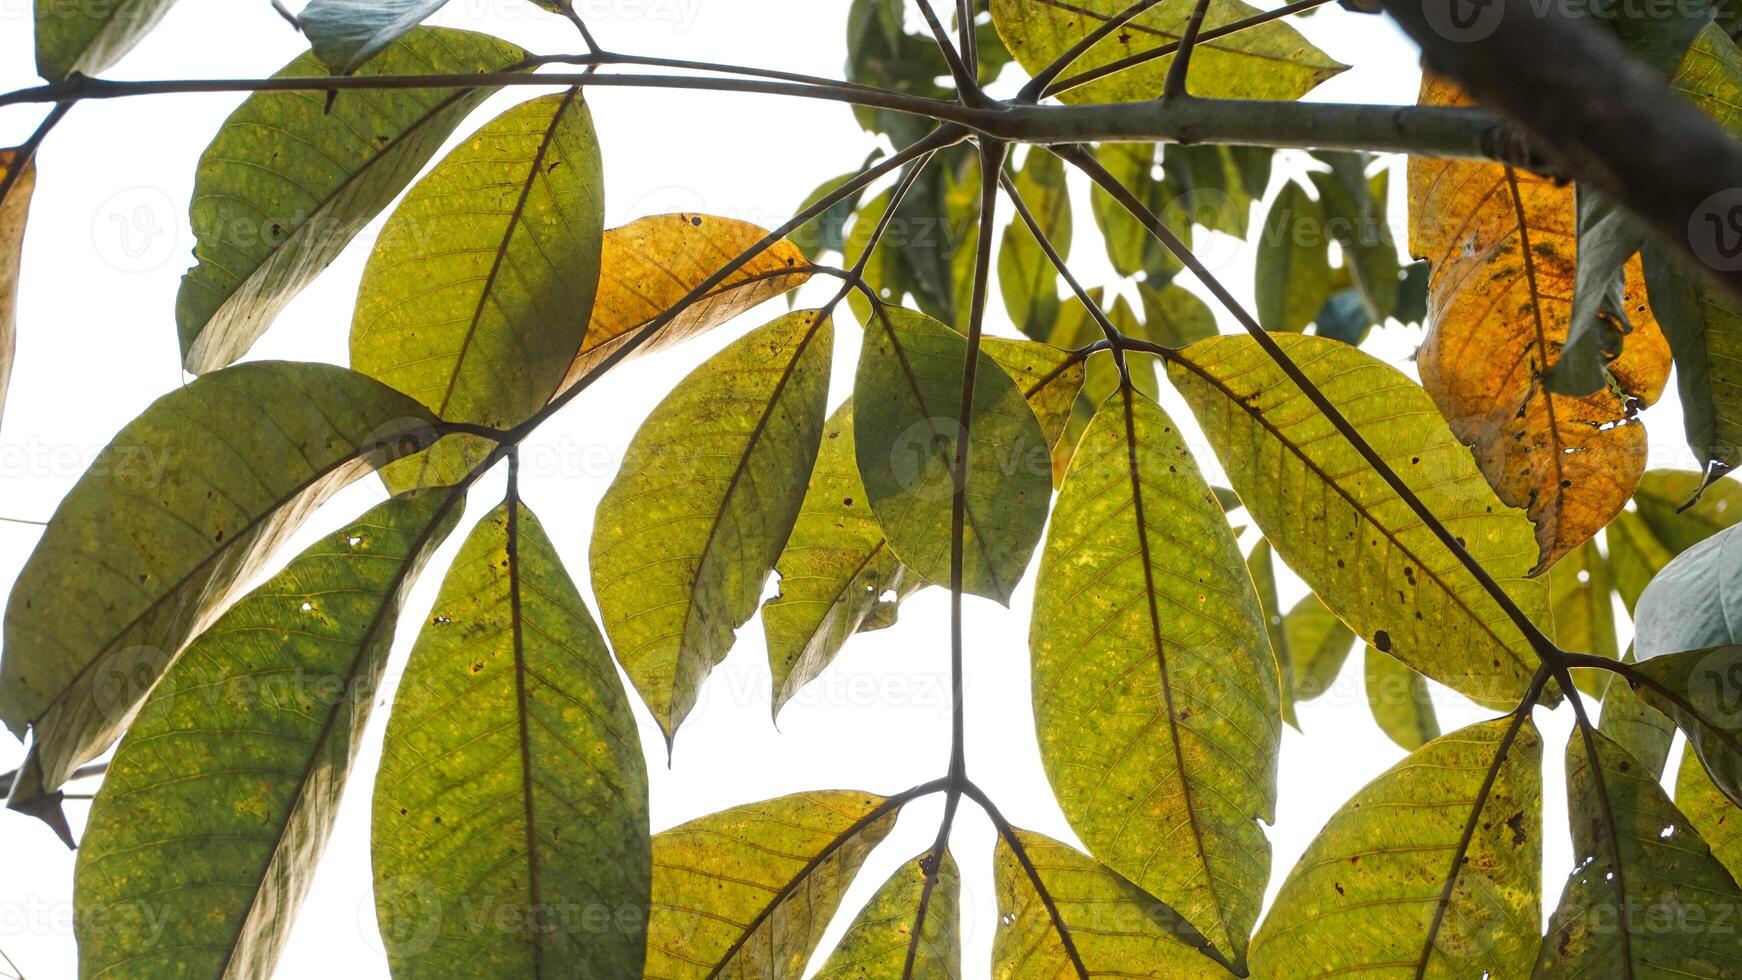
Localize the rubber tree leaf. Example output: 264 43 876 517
1629 646 1742 810
1140 281 1218 348
792 152 882 262
1676 750 1742 884
1409 75 1672 573
1545 186 1648 397
1550 540 1620 698
1167 333 1551 708
1247 540 1297 729
1600 649 1676 780
0 362 441 813
1634 522 1742 660
178 28 528 373
1032 386 1279 963
645 790 898 978
855 306 1050 604
1089 143 1185 285
1282 593 1357 708
989 0 1345 104
352 89 603 493
34 0 179 81
299 0 454 74
1250 716 1543 978
1605 469 1742 613
553 213 813 398
1163 144 1256 239
763 341 1081 712
1364 646 1440 751
1536 729 1742 974
991 829 1229 978
814 851 961 979
1643 237 1742 487
373 497 648 976
592 310 832 740
0 147 32 430
998 149 1072 341
75 488 464 979
1256 182 1332 332
762 398 919 716
1308 154 1400 323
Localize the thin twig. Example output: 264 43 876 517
915 0 982 103
1163 0 1214 99
818 149 940 321
997 168 1127 379
553 0 603 54
0 102 72 210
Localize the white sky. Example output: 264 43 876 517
0 1 1704 977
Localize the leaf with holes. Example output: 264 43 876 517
1168 333 1550 709
645 790 899 978
989 0 1345 104
178 28 528 373
76 488 464 978
0 363 440 827
373 497 648 976
593 310 832 740
1250 716 1541 978
554 213 813 398
1536 729 1742 974
991 829 1230 978
855 307 1050 604
1409 74 1672 573
815 851 960 979
1031 386 1278 963
352 89 602 492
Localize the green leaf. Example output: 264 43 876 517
1642 240 1742 485
1546 186 1646 397
554 213 814 399
0 362 441 811
1163 145 1254 239
991 829 1229 978
1550 540 1621 698
1139 281 1219 348
1031 386 1279 962
793 153 882 261
1250 716 1543 978
815 851 960 978
1634 522 1742 660
1629 646 1742 810
645 790 898 978
999 150 1072 341
762 398 920 716
1599 649 1676 780
1676 750 1742 884
1364 646 1440 751
989 0 1345 104
1282 593 1357 707
855 307 1050 604
592 310 832 739
1307 154 1399 324
1247 540 1297 729
1167 334 1550 708
177 28 528 373
1089 143 1186 284
75 488 464 978
372 496 648 976
34 0 179 81
1537 729 1742 974
982 337 1087 458
0 148 32 430
1256 182 1332 332
299 0 453 74
352 89 603 492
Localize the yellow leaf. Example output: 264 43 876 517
553 213 812 397
0 148 31 430
1408 75 1671 573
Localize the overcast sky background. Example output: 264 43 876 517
0 1 1704 976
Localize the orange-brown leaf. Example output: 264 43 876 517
0 148 32 429
1408 76 1670 573
552 213 812 397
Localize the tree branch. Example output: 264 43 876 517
1380 0 1742 305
